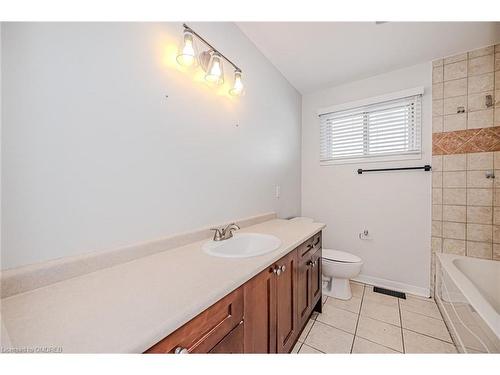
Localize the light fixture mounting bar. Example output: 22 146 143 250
182 23 242 72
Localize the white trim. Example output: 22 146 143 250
317 86 425 117
352 273 430 298
320 152 423 166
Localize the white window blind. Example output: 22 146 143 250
319 94 422 163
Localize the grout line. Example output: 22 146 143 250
398 298 405 353
350 285 365 353
402 327 455 345
353 335 403 353
299 343 326 354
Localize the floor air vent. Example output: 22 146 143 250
373 287 406 299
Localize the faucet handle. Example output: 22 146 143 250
210 228 223 241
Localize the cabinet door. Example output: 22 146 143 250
310 248 322 306
209 321 244 353
297 253 312 329
243 266 277 353
275 249 298 353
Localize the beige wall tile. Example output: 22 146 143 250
468 91 493 112
466 188 492 206
443 154 466 171
432 100 443 117
494 170 500 187
444 60 467 81
466 241 492 259
444 53 467 65
496 44 500 53
432 66 444 83
432 221 442 237
443 96 467 115
443 171 466 187
495 90 500 106
468 46 494 59
467 223 492 242
468 54 494 76
443 78 467 98
432 204 443 221
432 172 443 188
468 73 494 94
494 189 500 206
443 221 466 240
433 116 444 133
493 244 500 260
466 152 493 170
494 152 500 168
443 205 466 222
432 83 443 100
494 207 500 225
431 237 442 252
443 188 466 205
443 113 466 131
432 58 444 67
432 188 443 204
493 225 500 243
495 107 500 126
467 108 494 129
466 206 492 224
495 53 500 71
467 170 493 188
442 238 466 255
432 155 443 171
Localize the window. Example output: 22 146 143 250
319 93 422 163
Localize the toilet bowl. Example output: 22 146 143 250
322 249 363 300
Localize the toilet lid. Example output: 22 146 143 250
322 249 362 263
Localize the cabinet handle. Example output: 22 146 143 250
307 243 313 250
273 266 281 276
313 237 320 247
280 265 286 273
174 347 189 354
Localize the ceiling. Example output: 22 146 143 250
237 22 500 94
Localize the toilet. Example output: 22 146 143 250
322 249 363 300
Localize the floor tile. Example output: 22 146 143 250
350 282 365 298
291 341 302 353
356 316 403 352
399 296 443 320
361 299 401 326
316 303 358 333
322 295 328 304
324 295 362 314
363 286 399 308
351 336 400 353
305 321 354 353
310 311 319 320
401 310 452 343
298 318 314 342
403 329 457 353
298 343 323 354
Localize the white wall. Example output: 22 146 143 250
302 63 432 296
1 22 301 269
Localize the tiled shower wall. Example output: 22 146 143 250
431 44 500 284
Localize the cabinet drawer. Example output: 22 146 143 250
209 321 244 353
311 232 322 251
298 238 314 259
145 288 244 353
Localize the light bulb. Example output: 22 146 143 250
177 31 196 67
205 52 224 85
229 70 244 96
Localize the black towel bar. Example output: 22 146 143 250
357 165 432 174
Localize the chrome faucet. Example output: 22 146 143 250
210 223 241 241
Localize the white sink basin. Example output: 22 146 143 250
202 233 282 258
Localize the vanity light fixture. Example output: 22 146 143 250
177 24 244 96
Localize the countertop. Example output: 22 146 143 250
0 219 325 353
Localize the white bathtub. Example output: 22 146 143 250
435 253 500 353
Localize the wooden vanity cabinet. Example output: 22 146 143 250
297 232 322 329
145 231 322 354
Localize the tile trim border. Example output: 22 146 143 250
433 126 500 155
0 212 277 298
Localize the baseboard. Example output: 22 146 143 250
352 273 430 298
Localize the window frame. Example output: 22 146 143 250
318 87 424 166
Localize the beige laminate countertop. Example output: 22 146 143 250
0 219 325 353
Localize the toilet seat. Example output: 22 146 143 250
322 249 361 263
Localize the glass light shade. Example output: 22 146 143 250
229 70 244 96
205 52 224 85
176 30 197 67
